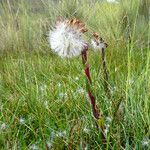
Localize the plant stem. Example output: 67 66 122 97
82 45 99 119
82 45 106 142
101 47 110 98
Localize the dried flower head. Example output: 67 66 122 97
49 18 88 58
91 32 108 51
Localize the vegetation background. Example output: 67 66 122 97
0 0 149 149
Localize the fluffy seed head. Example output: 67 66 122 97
91 32 108 51
49 18 88 58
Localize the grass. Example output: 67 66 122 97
0 0 150 149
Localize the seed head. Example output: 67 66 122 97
49 18 88 58
91 32 108 51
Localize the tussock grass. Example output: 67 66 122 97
0 0 150 149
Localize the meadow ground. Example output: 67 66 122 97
0 0 150 149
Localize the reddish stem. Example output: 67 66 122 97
85 64 92 84
81 45 100 120
88 90 99 119
81 45 106 143
81 45 88 65
101 47 110 98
